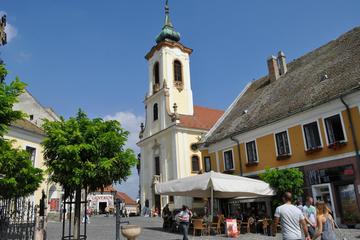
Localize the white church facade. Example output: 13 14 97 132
137 2 223 213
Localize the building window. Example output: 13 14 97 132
191 155 200 173
223 150 234 171
173 60 182 82
26 146 36 165
169 196 174 203
153 62 160 85
275 131 291 156
303 121 322 150
154 156 160 175
203 156 211 172
153 103 158 121
246 141 258 163
324 114 345 145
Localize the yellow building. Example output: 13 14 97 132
201 27 360 224
4 89 61 212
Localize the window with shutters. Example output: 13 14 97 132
275 131 291 156
26 146 36 165
203 156 211 172
223 150 234 171
246 141 258 164
303 121 322 150
324 114 346 146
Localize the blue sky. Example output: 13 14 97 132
1 0 360 199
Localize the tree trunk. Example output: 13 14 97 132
73 188 81 240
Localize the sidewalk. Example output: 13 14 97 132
47 215 360 240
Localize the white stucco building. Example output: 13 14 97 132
6 89 62 213
137 2 223 212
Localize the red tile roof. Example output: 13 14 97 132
115 192 137 206
178 106 224 131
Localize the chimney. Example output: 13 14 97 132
278 51 287 75
267 56 280 82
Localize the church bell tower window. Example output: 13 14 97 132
153 103 159 121
173 60 183 91
153 62 160 93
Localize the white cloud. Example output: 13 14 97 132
5 23 17 42
104 111 144 200
0 11 18 43
104 111 144 152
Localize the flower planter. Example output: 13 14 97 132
121 225 141 240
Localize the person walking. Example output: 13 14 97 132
274 192 311 240
312 201 336 240
303 196 317 238
177 205 192 240
162 204 171 229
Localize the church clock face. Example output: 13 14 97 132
190 143 198 152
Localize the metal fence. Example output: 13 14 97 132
0 198 36 240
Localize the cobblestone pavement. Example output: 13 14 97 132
47 215 360 240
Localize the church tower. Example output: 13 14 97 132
143 0 194 139
138 1 224 212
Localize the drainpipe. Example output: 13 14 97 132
230 136 243 176
340 96 360 170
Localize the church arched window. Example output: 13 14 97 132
173 60 182 83
191 155 200 173
153 62 160 85
153 103 158 121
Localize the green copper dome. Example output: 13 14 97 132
155 0 181 43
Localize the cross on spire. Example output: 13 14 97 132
155 0 181 43
164 0 173 27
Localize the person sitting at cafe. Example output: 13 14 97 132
233 208 243 221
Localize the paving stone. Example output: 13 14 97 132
47 215 360 240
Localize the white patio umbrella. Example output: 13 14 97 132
155 171 275 219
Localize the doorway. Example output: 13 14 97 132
311 183 337 221
154 194 161 215
99 202 107 214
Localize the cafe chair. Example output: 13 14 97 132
192 218 208 236
236 220 242 235
261 218 269 234
210 216 221 235
240 216 255 233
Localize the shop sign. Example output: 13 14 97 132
225 219 239 237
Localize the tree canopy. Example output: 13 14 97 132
42 110 137 192
0 64 26 137
260 167 304 208
0 140 43 199
0 62 43 199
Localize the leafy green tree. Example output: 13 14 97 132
260 168 304 209
0 140 43 199
42 110 137 239
0 64 26 137
0 62 43 199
